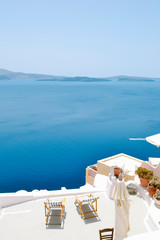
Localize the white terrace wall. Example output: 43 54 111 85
0 192 33 209
0 188 102 209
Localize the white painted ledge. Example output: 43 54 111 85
0 186 103 209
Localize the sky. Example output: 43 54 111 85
0 0 160 77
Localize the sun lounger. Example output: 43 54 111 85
44 198 65 225
74 193 99 219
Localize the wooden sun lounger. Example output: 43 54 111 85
44 198 65 225
74 193 99 219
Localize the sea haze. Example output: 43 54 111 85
0 79 160 192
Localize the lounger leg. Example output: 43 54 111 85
79 203 85 219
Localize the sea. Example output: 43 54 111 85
0 79 160 193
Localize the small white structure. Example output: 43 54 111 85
85 153 142 185
97 153 142 180
149 157 160 167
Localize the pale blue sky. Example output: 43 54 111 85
0 0 160 77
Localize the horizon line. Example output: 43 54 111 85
0 67 160 79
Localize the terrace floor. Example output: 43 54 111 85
0 193 148 240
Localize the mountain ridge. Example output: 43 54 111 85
0 68 159 82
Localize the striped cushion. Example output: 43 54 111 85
45 201 61 207
78 196 97 202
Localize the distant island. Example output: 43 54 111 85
0 68 158 82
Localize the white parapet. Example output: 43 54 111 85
0 190 33 209
0 186 103 209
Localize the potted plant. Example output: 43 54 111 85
147 177 160 196
135 167 153 187
153 189 160 208
114 167 121 177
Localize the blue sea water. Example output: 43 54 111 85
0 79 160 193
